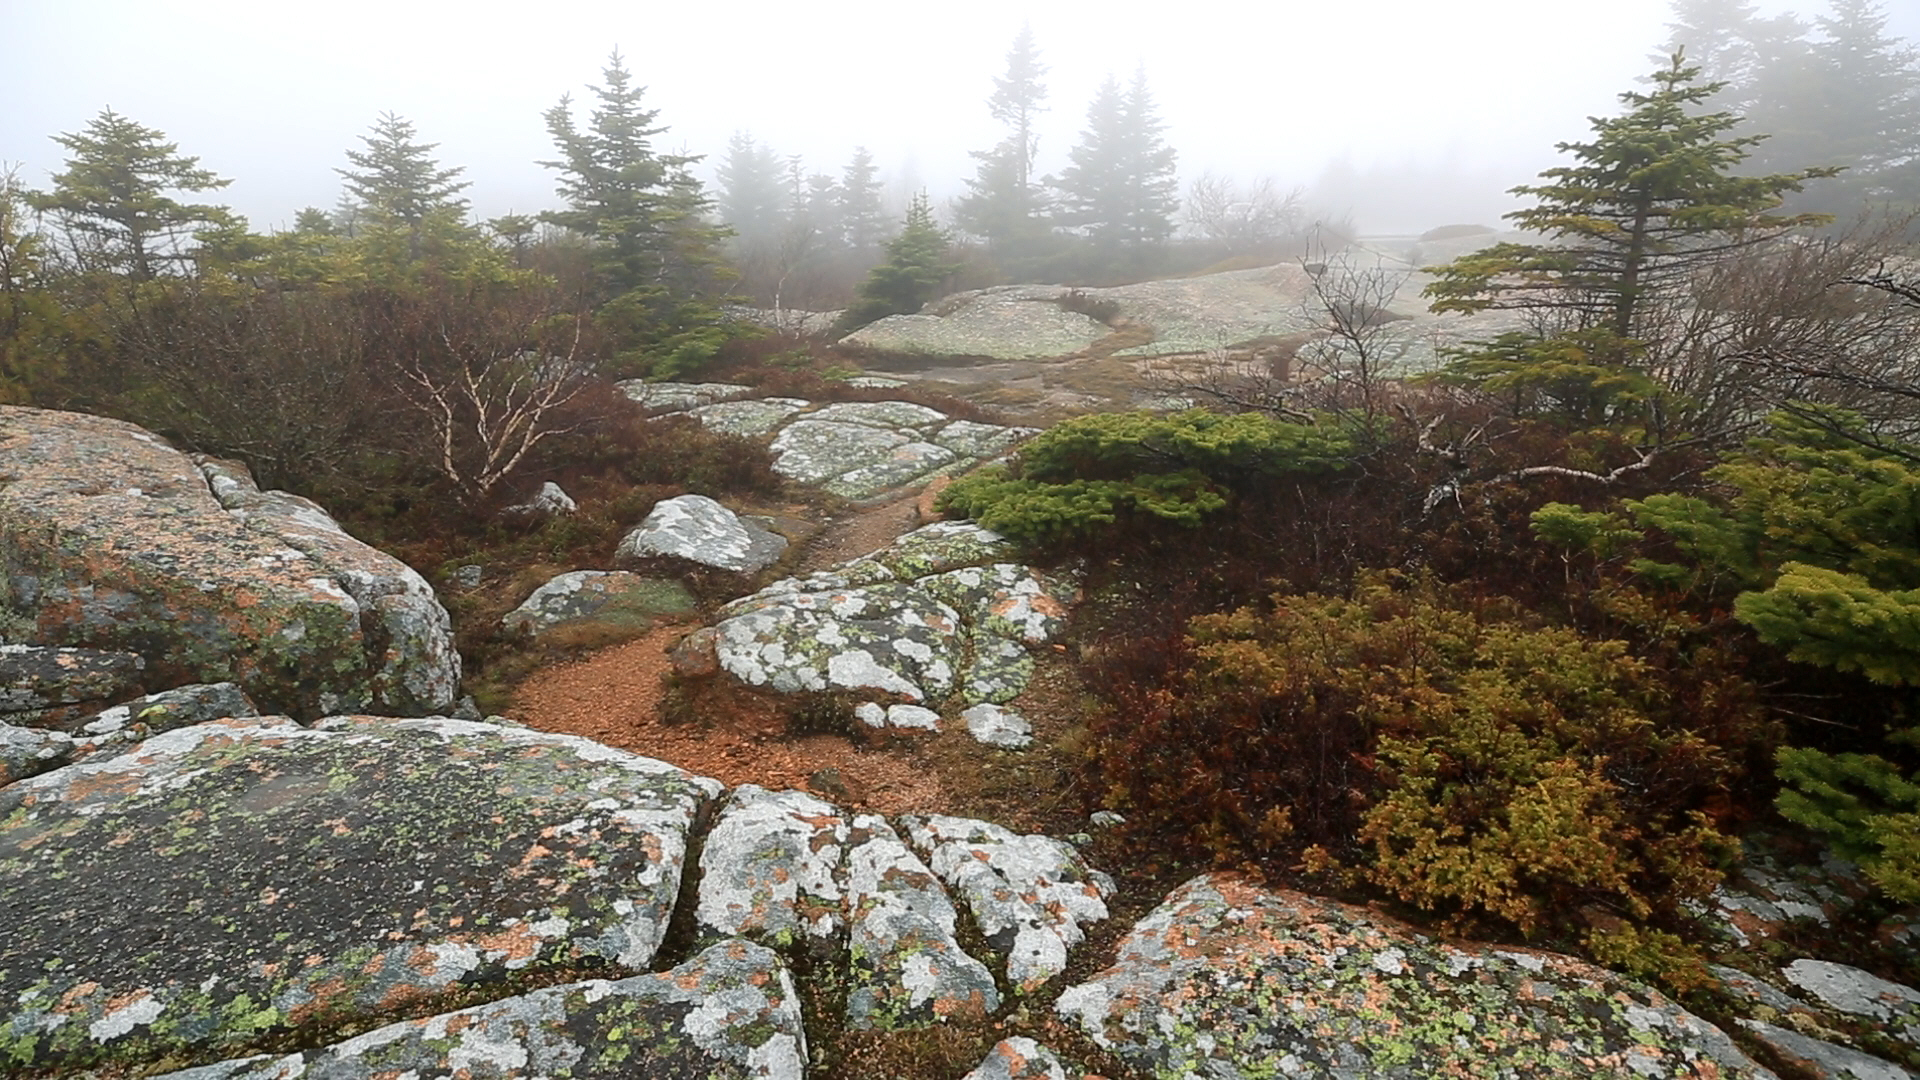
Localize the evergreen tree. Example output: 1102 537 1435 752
541 50 731 375
336 112 473 268
31 108 232 281
714 131 788 250
1052 68 1180 247
956 26 1052 252
836 147 888 254
839 193 959 330
1424 53 1836 341
804 172 843 250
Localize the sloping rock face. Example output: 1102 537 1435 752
0 409 458 718
0 643 146 728
634 386 1034 501
153 940 806 1080
1056 873 1777 1079
0 715 721 1073
710 522 1071 705
618 494 789 573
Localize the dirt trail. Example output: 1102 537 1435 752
507 490 944 813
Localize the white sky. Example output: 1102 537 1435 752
4 0 1913 235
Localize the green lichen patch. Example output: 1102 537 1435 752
149 939 805 1080
0 715 722 1074
1056 873 1777 1079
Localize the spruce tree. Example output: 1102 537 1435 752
956 25 1052 252
32 108 232 281
839 193 959 330
714 131 788 250
836 148 888 255
1052 68 1179 248
1424 52 1836 341
336 112 472 267
541 50 730 375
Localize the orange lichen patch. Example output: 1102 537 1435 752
57 982 103 1012
286 978 350 1026
469 922 546 965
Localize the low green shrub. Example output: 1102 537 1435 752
939 409 1353 549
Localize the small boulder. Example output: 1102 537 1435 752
669 625 722 678
855 702 942 732
501 480 577 519
0 720 73 786
502 570 695 637
617 380 752 412
617 494 789 573
66 682 259 762
962 702 1032 749
961 1037 1072 1080
1736 1019 1912 1080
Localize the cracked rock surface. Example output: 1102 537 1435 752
633 385 1035 501
153 940 806 1080
0 715 720 1072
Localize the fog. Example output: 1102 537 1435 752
4 0 1914 236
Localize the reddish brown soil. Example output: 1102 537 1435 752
508 493 949 814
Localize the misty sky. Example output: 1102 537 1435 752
5 0 1915 236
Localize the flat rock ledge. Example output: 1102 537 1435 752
711 522 1072 705
628 385 1035 501
0 408 458 718
153 940 806 1080
0 715 721 1073
1056 872 1778 1079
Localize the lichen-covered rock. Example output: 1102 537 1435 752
756 407 1031 502
711 523 1071 707
501 480 577 519
715 580 962 702
195 457 460 716
0 643 147 727
1784 960 1920 1050
854 702 942 731
0 720 72 786
840 288 1111 360
153 939 806 1080
64 681 260 763
617 495 789 573
961 702 1033 749
0 715 721 1072
807 400 950 431
900 815 1113 990
618 380 752 412
0 410 457 719
687 397 810 436
696 785 849 954
1056 873 1775 1079
844 813 1000 1029
502 570 695 637
1736 1019 1914 1080
961 1037 1072 1080
1705 841 1868 948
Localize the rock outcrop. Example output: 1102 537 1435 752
710 521 1071 706
0 715 721 1072
0 408 458 717
627 384 1035 501
154 940 806 1080
1056 873 1778 1078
